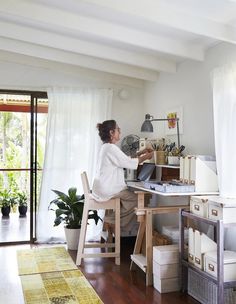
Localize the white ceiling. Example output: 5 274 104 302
1 0 236 81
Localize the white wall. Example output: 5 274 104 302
144 42 236 155
144 42 236 232
0 53 145 138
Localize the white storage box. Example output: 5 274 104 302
190 195 218 218
194 230 217 270
153 275 180 293
208 197 236 223
162 225 188 244
153 260 179 279
204 250 236 282
153 244 179 265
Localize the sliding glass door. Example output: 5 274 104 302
0 91 47 244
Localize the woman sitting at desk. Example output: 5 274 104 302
92 119 153 232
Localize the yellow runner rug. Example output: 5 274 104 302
17 247 103 304
17 247 77 275
20 269 103 304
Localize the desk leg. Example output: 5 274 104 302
146 210 153 286
130 219 146 270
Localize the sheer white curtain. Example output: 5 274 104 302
212 63 236 250
37 87 112 243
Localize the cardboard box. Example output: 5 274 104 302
208 197 236 223
204 250 236 282
153 260 179 279
153 244 179 265
153 275 180 293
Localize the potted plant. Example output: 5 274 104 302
48 187 101 250
0 189 12 217
16 192 28 217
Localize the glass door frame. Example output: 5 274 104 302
0 89 47 245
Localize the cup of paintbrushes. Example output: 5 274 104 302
154 150 166 165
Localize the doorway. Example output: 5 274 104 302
0 90 48 244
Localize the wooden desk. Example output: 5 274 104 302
127 182 219 286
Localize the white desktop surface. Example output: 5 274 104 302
127 181 219 197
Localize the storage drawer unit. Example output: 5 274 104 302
204 250 236 282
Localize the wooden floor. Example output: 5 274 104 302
0 238 199 304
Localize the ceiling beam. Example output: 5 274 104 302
0 1 204 61
0 50 145 89
0 20 176 74
0 37 159 82
79 0 236 44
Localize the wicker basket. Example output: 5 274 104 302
188 268 236 304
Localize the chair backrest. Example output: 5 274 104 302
81 172 90 198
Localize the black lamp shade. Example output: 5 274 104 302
141 120 153 132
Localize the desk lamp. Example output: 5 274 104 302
141 114 180 148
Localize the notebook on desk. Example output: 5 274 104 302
126 162 156 182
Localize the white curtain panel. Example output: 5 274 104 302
212 63 236 250
37 87 112 243
212 63 236 198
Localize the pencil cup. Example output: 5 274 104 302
154 151 166 165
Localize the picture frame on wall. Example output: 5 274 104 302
165 106 183 135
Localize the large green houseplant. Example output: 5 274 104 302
49 187 101 250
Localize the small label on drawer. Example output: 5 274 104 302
211 209 218 216
208 263 215 272
195 257 201 265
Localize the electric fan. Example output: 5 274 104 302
120 134 140 157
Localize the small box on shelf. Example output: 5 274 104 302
190 195 212 218
208 197 236 223
204 250 236 282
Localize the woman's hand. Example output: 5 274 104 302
136 148 153 157
138 150 154 163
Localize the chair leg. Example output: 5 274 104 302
76 203 89 266
115 198 120 265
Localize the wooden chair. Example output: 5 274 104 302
76 172 120 266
